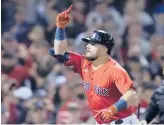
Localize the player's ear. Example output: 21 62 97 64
101 46 108 55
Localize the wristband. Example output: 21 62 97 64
55 27 65 40
113 99 127 111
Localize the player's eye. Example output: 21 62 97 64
90 42 95 45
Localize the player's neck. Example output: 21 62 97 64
92 54 110 70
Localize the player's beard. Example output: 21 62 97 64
85 51 99 61
85 56 97 61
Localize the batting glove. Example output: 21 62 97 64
56 5 73 28
94 105 118 121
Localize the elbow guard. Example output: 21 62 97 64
48 48 69 63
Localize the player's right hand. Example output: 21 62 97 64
56 5 73 28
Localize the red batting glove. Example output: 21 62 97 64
94 105 118 122
56 5 73 28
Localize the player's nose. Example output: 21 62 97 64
86 43 90 48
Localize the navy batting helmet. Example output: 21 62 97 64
82 30 115 55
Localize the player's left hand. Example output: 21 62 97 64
94 105 118 121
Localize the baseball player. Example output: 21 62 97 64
49 5 139 124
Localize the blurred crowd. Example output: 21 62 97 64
1 0 164 124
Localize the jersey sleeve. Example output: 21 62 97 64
113 67 134 94
64 51 85 76
48 48 85 76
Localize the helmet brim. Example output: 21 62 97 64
81 37 99 44
81 37 90 43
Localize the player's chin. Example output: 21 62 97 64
86 52 92 57
85 56 96 61
85 52 91 57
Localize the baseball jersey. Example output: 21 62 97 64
55 51 135 124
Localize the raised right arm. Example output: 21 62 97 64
54 5 73 55
49 5 85 76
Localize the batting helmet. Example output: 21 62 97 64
81 30 115 55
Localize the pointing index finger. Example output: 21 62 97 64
66 5 73 14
